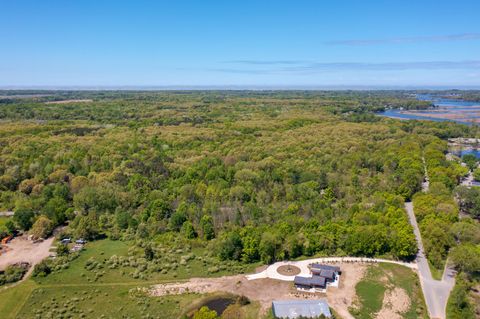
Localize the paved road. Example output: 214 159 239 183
405 202 455 319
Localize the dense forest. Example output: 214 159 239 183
0 90 479 317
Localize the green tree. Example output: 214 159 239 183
56 243 70 256
181 221 196 239
462 154 478 171
200 215 215 240
218 231 243 261
73 212 100 240
169 211 187 231
192 306 218 319
5 220 16 234
450 244 480 274
13 209 35 231
473 168 480 182
30 216 54 239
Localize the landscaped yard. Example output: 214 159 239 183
351 263 428 319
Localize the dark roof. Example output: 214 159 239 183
310 263 340 272
294 276 326 287
272 299 332 318
319 269 335 279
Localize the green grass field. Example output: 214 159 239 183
17 284 198 319
351 263 428 319
0 238 261 318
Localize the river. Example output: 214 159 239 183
378 94 480 125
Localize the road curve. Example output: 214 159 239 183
405 201 455 319
246 256 416 281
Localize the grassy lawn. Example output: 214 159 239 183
351 263 428 319
17 284 199 319
0 280 38 319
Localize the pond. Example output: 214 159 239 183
454 149 480 159
202 297 236 315
187 295 237 317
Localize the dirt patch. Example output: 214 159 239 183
255 264 268 273
151 262 367 318
277 265 301 276
327 263 367 319
376 287 410 319
151 275 302 315
0 235 54 271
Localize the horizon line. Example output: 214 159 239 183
1 85 480 91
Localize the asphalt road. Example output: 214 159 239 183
405 202 455 319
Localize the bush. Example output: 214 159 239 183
56 244 70 257
0 263 29 285
31 216 54 239
33 260 52 277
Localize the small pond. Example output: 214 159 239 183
187 296 237 317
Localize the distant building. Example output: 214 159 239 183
272 299 332 318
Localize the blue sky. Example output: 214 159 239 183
1 0 480 88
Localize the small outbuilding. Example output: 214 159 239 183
272 299 332 318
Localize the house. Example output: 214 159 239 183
311 269 334 280
309 264 341 274
272 299 332 319
294 276 326 291
294 264 341 292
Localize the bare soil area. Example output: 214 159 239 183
0 235 54 271
327 263 367 319
376 287 410 319
151 262 367 317
277 265 301 276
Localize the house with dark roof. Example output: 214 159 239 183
272 299 332 318
294 264 341 292
311 269 335 281
310 263 341 274
294 275 326 291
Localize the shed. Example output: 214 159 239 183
272 299 332 318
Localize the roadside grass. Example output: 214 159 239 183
0 280 37 319
351 263 428 319
428 259 444 281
